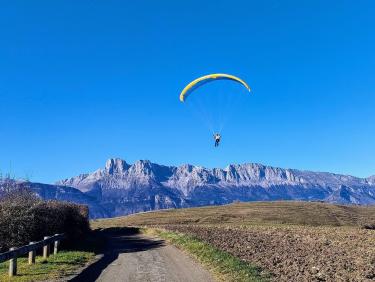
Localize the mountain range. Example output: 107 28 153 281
57 158 375 218
5 158 375 218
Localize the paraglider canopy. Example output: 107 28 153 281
179 73 252 143
179 73 251 102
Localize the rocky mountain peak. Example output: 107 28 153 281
178 164 194 173
128 160 154 176
368 175 375 184
105 158 130 174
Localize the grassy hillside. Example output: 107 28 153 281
92 201 375 228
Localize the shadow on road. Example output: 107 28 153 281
70 227 164 282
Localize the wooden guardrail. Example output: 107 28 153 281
0 233 64 277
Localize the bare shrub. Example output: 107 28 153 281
0 180 89 252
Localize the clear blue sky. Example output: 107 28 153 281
1 0 375 183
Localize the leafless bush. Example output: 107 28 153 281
0 179 89 252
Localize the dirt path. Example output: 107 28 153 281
70 228 215 282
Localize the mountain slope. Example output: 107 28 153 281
57 158 375 217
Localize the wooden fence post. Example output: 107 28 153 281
28 242 36 264
43 236 50 259
54 234 59 255
9 247 17 277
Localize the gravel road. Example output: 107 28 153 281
70 228 215 282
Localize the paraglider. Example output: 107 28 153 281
213 133 221 147
179 73 251 147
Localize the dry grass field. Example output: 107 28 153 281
93 201 375 281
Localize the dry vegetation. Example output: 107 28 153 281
92 201 375 228
93 201 375 281
0 183 90 252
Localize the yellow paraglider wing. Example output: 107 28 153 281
179 73 251 102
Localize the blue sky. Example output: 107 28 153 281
1 0 375 183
